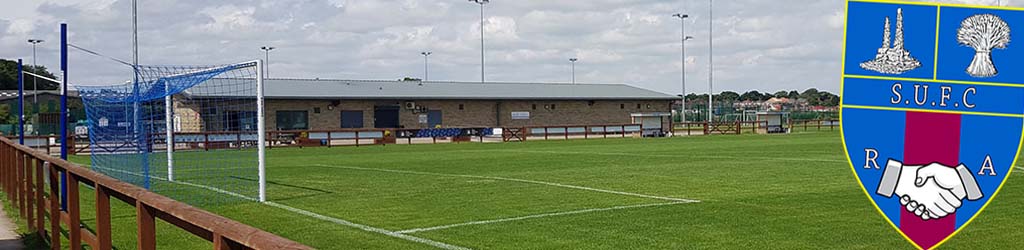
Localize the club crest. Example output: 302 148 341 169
841 1 1024 249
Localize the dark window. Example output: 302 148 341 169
621 104 625 109
314 107 322 114
532 104 537 110
550 104 556 110
636 104 642 109
459 104 465 110
276 111 309 130
588 101 596 106
341 111 364 128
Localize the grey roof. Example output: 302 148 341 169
257 79 676 100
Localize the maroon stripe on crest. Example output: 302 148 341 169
901 111 960 249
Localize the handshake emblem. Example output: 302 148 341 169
876 159 984 220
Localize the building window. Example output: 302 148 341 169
588 101 596 106
620 104 625 109
314 107 322 114
341 111 364 128
636 104 642 109
532 104 537 110
276 111 309 130
550 104 556 110
459 104 465 110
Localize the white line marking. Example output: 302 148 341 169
312 164 700 203
91 166 471 250
497 149 849 163
396 201 689 234
264 202 471 250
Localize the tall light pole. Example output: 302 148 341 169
672 13 690 122
708 0 714 123
569 58 578 84
469 0 489 83
27 39 43 104
260 46 275 78
421 52 432 81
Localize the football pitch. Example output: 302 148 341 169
41 131 1024 249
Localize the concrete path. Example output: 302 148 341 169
0 201 24 250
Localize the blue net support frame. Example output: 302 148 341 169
75 60 266 204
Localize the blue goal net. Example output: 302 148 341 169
76 61 265 205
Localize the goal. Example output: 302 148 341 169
77 60 266 204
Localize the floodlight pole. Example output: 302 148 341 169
569 58 578 84
17 59 24 145
470 0 488 84
261 46 275 78
28 39 43 105
421 51 432 81
673 13 689 122
708 0 714 123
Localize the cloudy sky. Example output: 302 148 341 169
0 0 1009 95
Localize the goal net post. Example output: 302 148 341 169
77 60 266 204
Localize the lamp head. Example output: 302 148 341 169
672 13 689 19
569 58 578 62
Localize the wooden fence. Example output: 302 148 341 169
0 136 310 250
672 119 839 136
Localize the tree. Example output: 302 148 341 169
740 90 765 101
717 91 740 103
788 91 800 99
773 91 789 99
1 59 59 90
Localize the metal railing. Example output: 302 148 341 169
0 136 310 250
515 124 644 141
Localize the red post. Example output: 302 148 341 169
564 127 569 140
355 131 360 147
67 173 81 250
95 185 112 250
136 201 156 250
48 163 61 250
35 159 44 237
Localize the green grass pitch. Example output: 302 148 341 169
8 131 1024 249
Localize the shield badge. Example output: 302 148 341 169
841 1 1024 249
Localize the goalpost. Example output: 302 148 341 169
76 60 267 204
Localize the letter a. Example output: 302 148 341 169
978 155 998 176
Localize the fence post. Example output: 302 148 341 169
204 134 210 151
736 121 741 135
24 154 33 230
95 185 112 250
355 131 360 147
47 162 61 250
327 131 332 148
544 127 549 140
67 173 81 250
136 200 156 250
15 151 23 217
35 159 44 237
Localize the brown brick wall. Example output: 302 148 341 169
257 99 670 131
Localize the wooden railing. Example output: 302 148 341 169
788 119 840 131
0 136 311 250
673 120 839 135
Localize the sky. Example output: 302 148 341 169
0 0 1010 95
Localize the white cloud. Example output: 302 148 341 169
0 0 1014 95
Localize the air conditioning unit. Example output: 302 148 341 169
405 102 416 110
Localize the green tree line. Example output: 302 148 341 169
684 88 840 107
0 58 59 90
